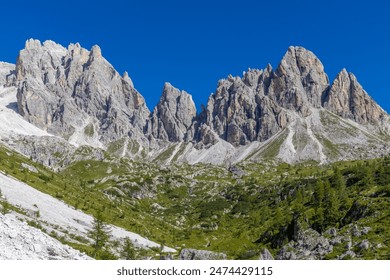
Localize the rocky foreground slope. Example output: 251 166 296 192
0 40 389 167
0 213 91 260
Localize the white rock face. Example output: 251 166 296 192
0 213 91 260
196 46 331 147
195 46 389 155
1 41 389 165
15 39 150 146
324 69 387 125
270 46 329 113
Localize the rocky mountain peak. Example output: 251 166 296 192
277 46 326 76
195 45 388 152
24 38 42 50
147 82 196 142
16 40 66 87
15 39 150 146
122 71 134 87
2 40 388 164
67 42 84 54
323 68 386 125
90 45 102 59
199 63 286 146
42 40 66 52
269 46 329 114
68 42 81 49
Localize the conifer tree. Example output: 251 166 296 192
120 238 136 260
88 211 112 258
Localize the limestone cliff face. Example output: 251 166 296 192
269 46 330 116
323 69 386 125
196 46 388 147
147 83 196 142
15 39 150 145
9 40 389 163
200 69 287 146
197 47 329 146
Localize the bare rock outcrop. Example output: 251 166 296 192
201 70 287 146
323 69 386 125
15 39 150 145
147 83 196 142
0 62 15 86
269 46 329 115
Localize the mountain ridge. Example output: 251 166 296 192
1 40 390 260
0 39 389 166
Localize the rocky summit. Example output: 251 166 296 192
0 39 389 167
147 82 196 142
14 39 150 148
323 69 387 127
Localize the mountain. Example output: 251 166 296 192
190 46 389 164
147 82 196 142
324 68 388 127
15 39 150 148
0 39 389 167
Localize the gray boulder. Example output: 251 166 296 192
179 248 227 260
358 240 370 250
269 46 329 115
277 227 333 260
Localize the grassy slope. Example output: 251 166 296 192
1 144 389 259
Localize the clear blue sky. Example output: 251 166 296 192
0 0 389 113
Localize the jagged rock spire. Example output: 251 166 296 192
269 46 329 115
147 82 196 142
10 40 389 153
15 39 150 145
323 68 386 124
